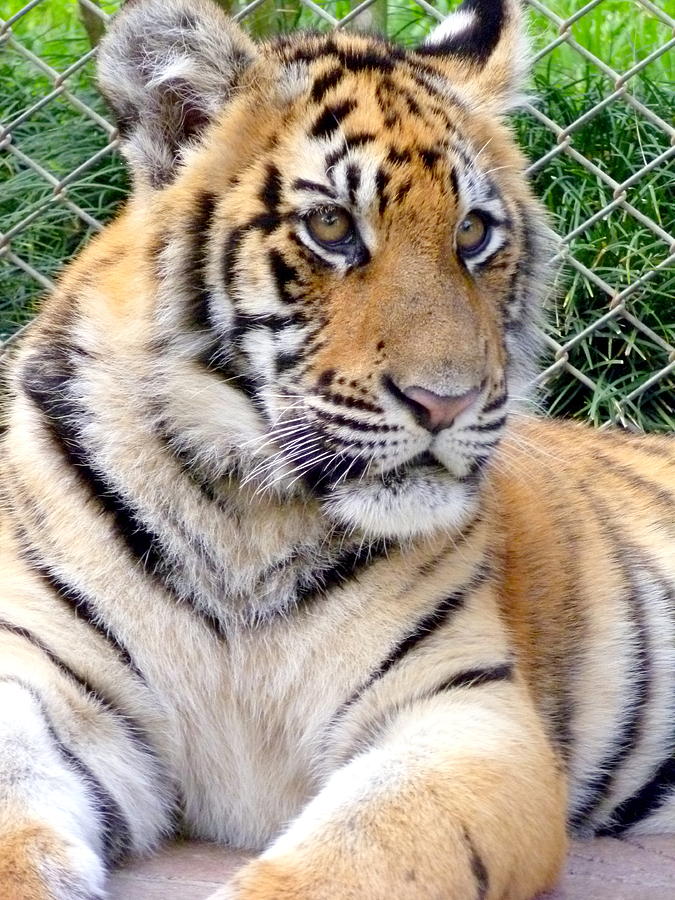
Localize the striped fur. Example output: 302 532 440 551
0 1 673 898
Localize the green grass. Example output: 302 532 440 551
1 0 674 431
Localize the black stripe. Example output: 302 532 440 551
269 248 301 305
346 131 377 147
0 618 111 708
223 224 249 294
200 343 259 404
22 361 166 575
20 544 145 683
431 662 513 696
324 391 383 414
345 162 360 204
463 826 489 900
474 415 506 432
311 99 356 139
504 202 534 316
591 449 675 518
310 66 344 103
232 311 303 337
0 618 158 762
325 142 350 172
260 164 283 213
311 406 400 433
373 564 490 679
52 719 133 865
223 214 283 296
450 165 460 198
297 447 368 493
336 562 492 719
394 178 412 205
582 499 675 835
22 355 228 638
419 147 441 170
0 676 133 865
275 351 300 374
598 756 675 837
336 46 398 74
292 179 337 199
183 190 218 332
295 539 390 605
376 167 390 217
482 390 507 415
569 487 652 831
387 147 411 166
403 92 421 116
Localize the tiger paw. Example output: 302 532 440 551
207 857 319 900
0 822 105 900
206 854 442 900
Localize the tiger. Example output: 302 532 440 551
0 0 673 897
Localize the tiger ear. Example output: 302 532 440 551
97 0 258 189
418 0 529 113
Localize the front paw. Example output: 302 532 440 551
0 822 105 900
207 857 315 900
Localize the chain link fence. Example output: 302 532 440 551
1 0 673 431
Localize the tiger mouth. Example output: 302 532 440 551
285 445 465 495
379 450 446 487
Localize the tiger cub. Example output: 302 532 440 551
1 0 673 898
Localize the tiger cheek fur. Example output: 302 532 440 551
0 2 673 900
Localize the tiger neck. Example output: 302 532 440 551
46 337 390 628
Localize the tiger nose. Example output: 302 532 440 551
388 381 480 432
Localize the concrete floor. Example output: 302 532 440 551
107 836 675 899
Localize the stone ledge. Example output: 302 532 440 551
107 836 675 899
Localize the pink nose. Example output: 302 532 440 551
399 385 479 432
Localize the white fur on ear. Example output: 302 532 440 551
98 0 258 188
420 0 530 114
426 8 478 46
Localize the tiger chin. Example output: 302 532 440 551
1 1 674 899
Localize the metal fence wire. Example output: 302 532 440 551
1 0 674 431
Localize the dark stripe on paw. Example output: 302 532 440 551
463 826 489 900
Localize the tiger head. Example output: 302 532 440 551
98 0 551 541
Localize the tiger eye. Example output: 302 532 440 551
306 206 353 245
456 211 489 255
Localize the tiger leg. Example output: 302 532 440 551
214 677 567 900
0 636 173 900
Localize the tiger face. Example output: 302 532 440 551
99 0 551 540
